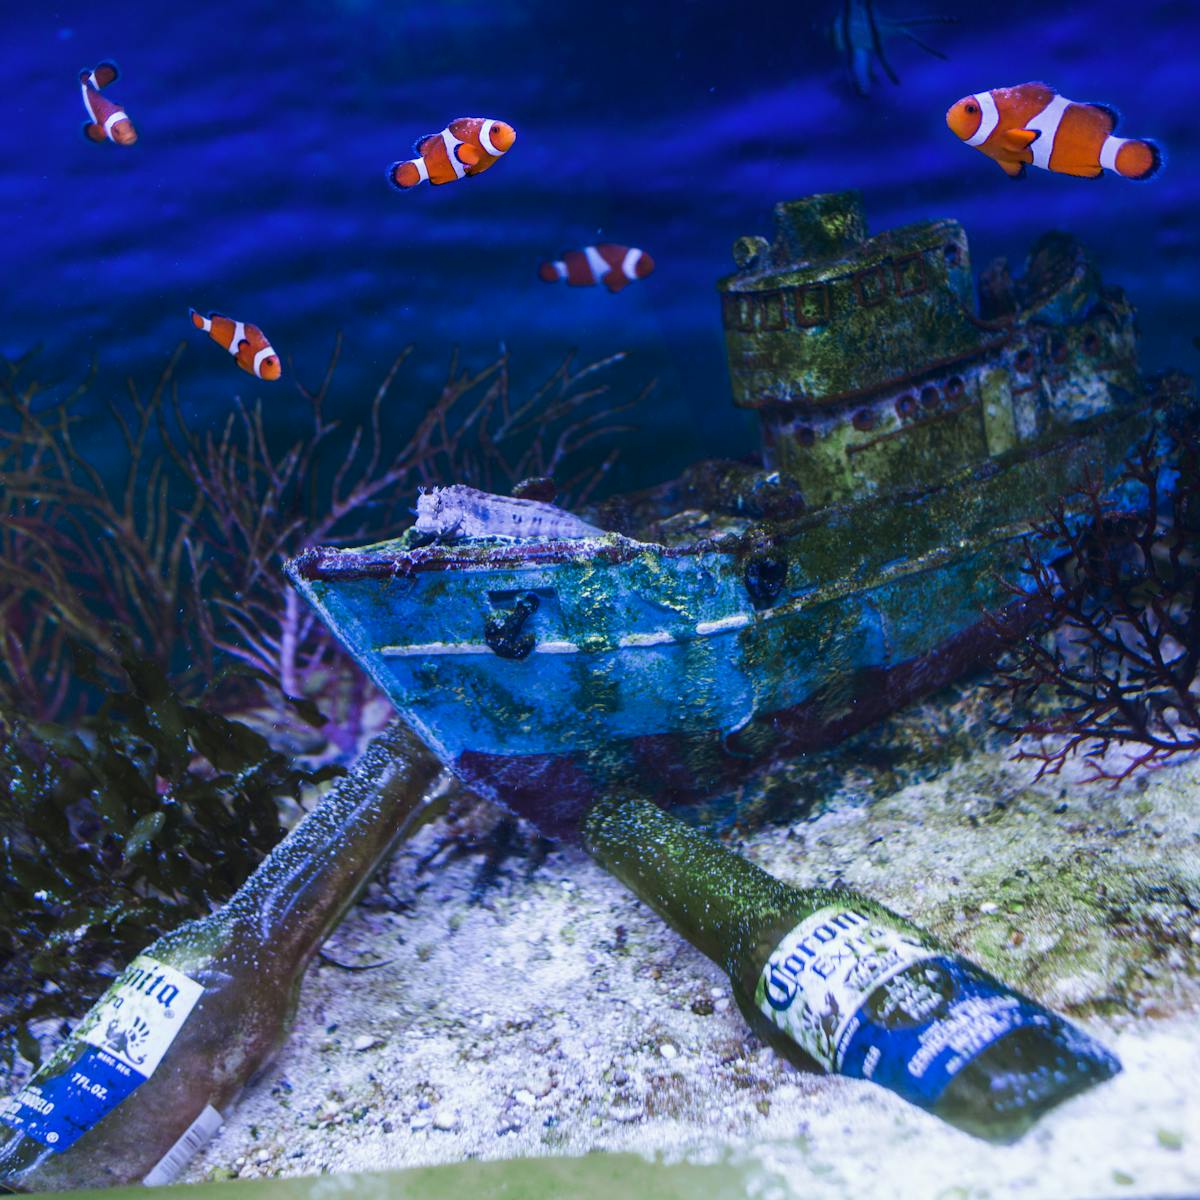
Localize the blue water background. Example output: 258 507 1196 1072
3 0 1197 497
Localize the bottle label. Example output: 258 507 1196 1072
755 907 1050 1109
143 1103 224 1186
0 956 203 1153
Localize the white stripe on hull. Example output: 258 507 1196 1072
966 91 999 147
381 611 756 658
1025 94 1072 171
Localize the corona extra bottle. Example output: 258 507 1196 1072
582 796 1120 1143
0 722 445 1192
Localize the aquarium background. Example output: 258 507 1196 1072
3 0 1198 497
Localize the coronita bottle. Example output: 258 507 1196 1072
582 796 1121 1143
0 721 445 1193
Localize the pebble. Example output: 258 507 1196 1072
514 1088 536 1106
352 1035 381 1052
433 1109 458 1131
979 901 1000 914
409 1114 432 1132
660 1043 679 1060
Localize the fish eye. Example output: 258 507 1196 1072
965 103 978 114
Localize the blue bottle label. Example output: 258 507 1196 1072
1 956 203 1152
755 907 1049 1109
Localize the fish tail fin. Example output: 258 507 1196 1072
538 262 561 283
189 307 210 331
1115 139 1163 181
388 159 423 190
92 61 120 88
81 121 106 143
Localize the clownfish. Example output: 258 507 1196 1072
538 245 655 294
189 309 281 381
388 118 515 190
947 83 1161 180
79 61 136 146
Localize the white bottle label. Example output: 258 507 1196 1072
0 955 204 1153
755 906 936 1072
143 1103 224 1186
78 956 205 1077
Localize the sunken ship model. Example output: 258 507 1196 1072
289 190 1188 839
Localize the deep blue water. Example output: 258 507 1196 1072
4 0 1198 494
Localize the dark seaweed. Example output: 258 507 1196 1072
992 409 1200 782
0 340 643 758
0 647 338 1072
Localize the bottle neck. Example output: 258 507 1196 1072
580 796 803 970
219 721 446 976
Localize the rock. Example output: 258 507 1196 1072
433 1108 458 1131
353 1035 381 1052
659 1043 678 1060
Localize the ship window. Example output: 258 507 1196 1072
892 252 928 298
721 293 755 332
852 408 876 431
920 385 940 409
794 425 816 447
943 242 962 267
895 394 918 419
1083 333 1101 357
793 283 831 328
1016 348 1034 372
757 289 788 331
944 376 965 401
853 265 888 308
1051 338 1069 363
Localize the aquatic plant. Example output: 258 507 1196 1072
0 648 336 1073
992 410 1200 782
0 340 643 756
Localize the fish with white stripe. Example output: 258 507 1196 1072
947 83 1161 180
388 117 516 190
538 244 655 294
189 309 281 381
79 60 136 146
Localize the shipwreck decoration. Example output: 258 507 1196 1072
290 191 1195 840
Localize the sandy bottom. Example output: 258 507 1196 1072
182 742 1200 1199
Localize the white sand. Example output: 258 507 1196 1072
181 742 1200 1198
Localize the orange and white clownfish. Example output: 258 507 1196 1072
79 61 136 145
388 118 516 190
947 83 1161 180
189 309 281 381
538 245 655 294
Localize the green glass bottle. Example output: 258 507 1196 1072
0 722 445 1193
582 795 1120 1143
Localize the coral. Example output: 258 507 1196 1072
0 648 335 1072
991 415 1200 783
0 340 644 757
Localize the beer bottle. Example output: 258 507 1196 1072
582 795 1120 1143
0 721 445 1193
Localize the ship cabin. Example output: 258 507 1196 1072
718 191 1142 512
